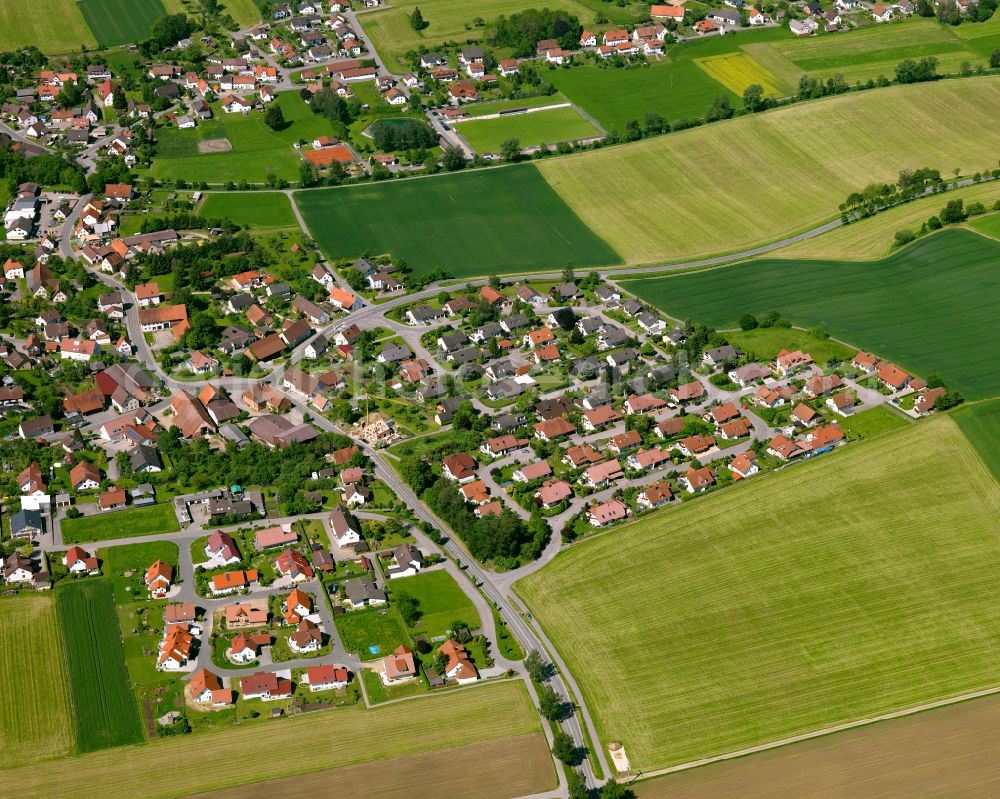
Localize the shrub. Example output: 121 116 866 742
894 228 916 246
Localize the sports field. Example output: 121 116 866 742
455 106 602 154
391 569 481 638
0 595 74 762
954 398 1000 484
57 581 144 752
61 503 180 544
8 681 541 799
199 192 297 230
636 692 1000 799
363 0 643 71
518 417 1000 770
775 181 1000 260
623 229 1000 399
78 0 167 48
0 0 96 52
538 78 1000 264
148 92 334 183
294 165 621 277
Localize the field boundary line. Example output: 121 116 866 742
634 684 1000 782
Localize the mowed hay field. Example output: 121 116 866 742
294 165 621 278
8 681 543 799
635 692 1000 799
57 581 144 752
518 417 1000 771
774 181 1000 259
0 595 74 762
538 77 1000 264
455 107 602 154
78 0 167 48
199 192 297 230
189 733 554 799
0 0 96 52
623 229 1000 400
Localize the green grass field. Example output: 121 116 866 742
954 398 1000 484
61 503 180 544
538 77 1000 264
969 211 1000 239
835 405 910 439
624 229 1000 400
221 0 261 27
721 327 855 366
391 570 481 638
455 106 602 153
148 92 334 183
199 192 297 230
363 0 644 71
518 417 1000 770
0 0 96 51
57 581 144 752
0 595 74 762
335 607 411 655
78 0 167 47
294 164 621 277
7 681 541 799
775 182 1000 260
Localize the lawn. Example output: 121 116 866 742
56 581 145 752
835 405 909 440
0 595 74 762
455 106 602 154
100 541 179 604
334 607 411 656
78 0 167 48
293 164 621 278
774 181 1000 260
0 0 96 52
199 192 297 230
954 398 1000 485
6 681 541 799
363 0 644 71
390 569 481 639
537 77 1000 264
61 503 180 544
148 92 335 183
622 229 1000 399
721 327 856 366
518 416 1000 771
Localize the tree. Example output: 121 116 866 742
500 137 521 162
939 198 967 224
895 57 938 84
991 48 1000 69
705 94 733 122
442 146 466 171
916 0 935 14
537 683 564 720
601 781 636 799
742 83 766 113
566 769 589 799
409 6 428 30
551 729 578 764
396 593 421 625
894 228 915 246
525 650 547 682
562 264 575 284
264 103 285 130
737 312 758 331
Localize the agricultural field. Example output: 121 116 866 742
954 398 1000 484
362 0 645 72
0 0 97 52
774 181 1000 260
969 211 1000 239
0 595 74 762
199 192 298 231
462 94 572 117
61 503 180 544
518 417 1000 771
455 106 602 154
695 52 787 98
147 92 333 183
78 0 167 48
636 692 1000 799
391 569 481 638
7 680 541 799
56 581 144 752
193 734 553 799
538 77 1000 264
220 0 262 28
623 229 1000 399
293 165 621 278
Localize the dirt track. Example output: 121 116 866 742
636 693 1000 799
184 732 554 799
